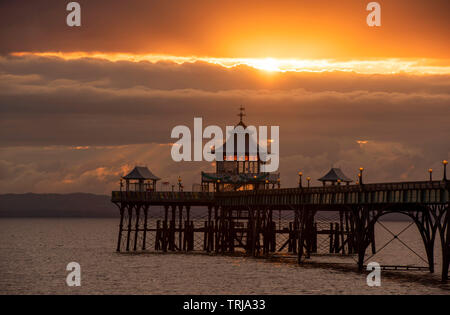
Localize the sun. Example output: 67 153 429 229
248 58 281 72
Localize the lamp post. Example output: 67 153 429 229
428 168 433 182
444 160 448 181
265 179 269 189
298 172 303 188
178 176 182 192
337 179 341 186
359 167 364 185
216 179 221 192
306 176 311 188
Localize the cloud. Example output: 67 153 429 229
0 55 449 193
0 144 212 194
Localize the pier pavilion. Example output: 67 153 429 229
121 166 160 192
318 168 353 186
201 106 280 192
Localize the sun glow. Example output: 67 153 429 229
249 58 281 72
10 52 450 75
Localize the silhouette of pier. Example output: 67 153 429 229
112 176 449 282
111 107 449 282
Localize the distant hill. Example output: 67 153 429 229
0 193 410 220
0 193 117 217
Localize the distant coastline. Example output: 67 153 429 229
0 193 117 218
0 193 411 220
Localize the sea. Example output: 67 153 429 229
0 218 449 295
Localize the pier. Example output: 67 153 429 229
112 178 449 282
111 109 449 282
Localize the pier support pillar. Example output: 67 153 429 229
142 205 149 250
412 207 437 273
297 209 304 264
297 208 315 264
116 205 125 252
126 205 133 252
249 208 257 256
170 205 176 251
133 205 141 251
339 211 345 254
178 205 184 251
351 206 377 272
436 204 449 282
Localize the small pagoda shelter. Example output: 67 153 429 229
318 168 352 186
122 166 160 192
201 106 280 192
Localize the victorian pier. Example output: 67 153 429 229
111 111 449 282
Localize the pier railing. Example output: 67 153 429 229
217 180 449 207
112 180 448 207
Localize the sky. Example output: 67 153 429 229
0 0 449 194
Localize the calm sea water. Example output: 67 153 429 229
0 218 448 295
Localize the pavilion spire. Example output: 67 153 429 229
238 105 246 123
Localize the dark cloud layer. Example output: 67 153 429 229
0 55 449 193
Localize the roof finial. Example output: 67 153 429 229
238 105 246 123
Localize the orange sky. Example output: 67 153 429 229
1 1 450 193
1 1 449 61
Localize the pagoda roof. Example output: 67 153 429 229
318 168 353 182
213 121 265 157
123 166 160 181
